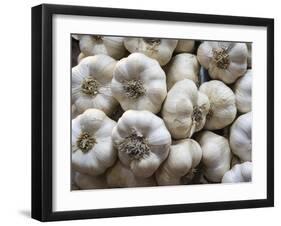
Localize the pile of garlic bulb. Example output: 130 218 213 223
71 35 252 190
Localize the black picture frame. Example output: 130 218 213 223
31 3 274 222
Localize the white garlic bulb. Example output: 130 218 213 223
156 139 202 185
197 131 231 182
197 41 248 84
222 161 252 183
234 69 252 113
73 172 107 189
124 38 178 66
72 55 118 115
112 110 171 178
77 52 85 64
199 80 237 130
78 35 127 59
174 40 195 53
165 53 200 90
162 79 210 139
72 109 117 176
111 53 167 113
229 112 252 162
106 161 156 188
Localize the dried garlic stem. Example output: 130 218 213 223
76 132 96 153
118 132 150 160
81 77 99 96
213 48 230 69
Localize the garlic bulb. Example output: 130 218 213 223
78 35 127 59
197 41 248 84
197 131 231 182
124 38 178 66
74 172 107 189
162 79 210 139
229 112 252 162
72 109 117 176
222 161 252 183
72 55 118 115
174 40 195 53
156 139 202 186
106 161 156 188
234 69 252 113
111 53 167 113
165 53 200 90
77 52 85 64
199 80 237 130
246 43 252 68
112 110 171 178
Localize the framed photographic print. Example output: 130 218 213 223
31 4 274 222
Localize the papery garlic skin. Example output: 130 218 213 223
124 38 178 66
199 80 237 130
78 35 127 60
174 40 195 53
234 70 252 113
165 53 200 90
156 139 202 186
72 109 117 176
112 110 171 178
72 55 118 115
162 79 210 139
222 162 252 183
197 41 248 84
197 131 231 182
106 161 156 188
73 172 107 189
77 52 86 64
111 53 167 113
230 112 252 162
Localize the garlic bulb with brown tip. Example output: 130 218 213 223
72 55 118 115
72 109 117 176
156 139 202 186
162 79 210 139
124 38 178 66
112 110 171 178
106 161 156 188
197 41 248 84
111 53 167 114
197 131 231 182
199 80 237 130
165 53 200 90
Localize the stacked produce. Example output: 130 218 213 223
71 35 252 189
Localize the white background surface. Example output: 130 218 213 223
0 0 279 225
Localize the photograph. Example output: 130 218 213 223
71 35 253 190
